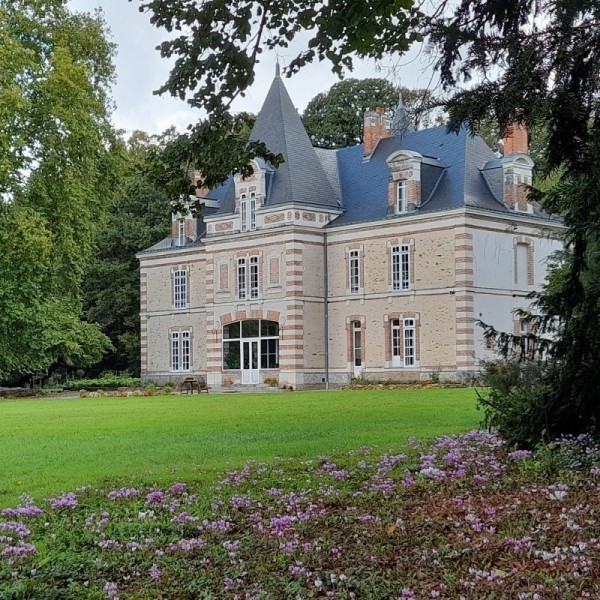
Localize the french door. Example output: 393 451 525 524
241 340 259 384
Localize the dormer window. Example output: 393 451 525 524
177 219 186 247
240 192 257 232
396 180 407 214
386 150 423 215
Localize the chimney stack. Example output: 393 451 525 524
363 107 391 156
503 123 528 155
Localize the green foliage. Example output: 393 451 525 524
429 0 600 443
82 130 172 375
0 0 118 379
136 0 423 187
0 205 110 378
62 374 141 390
302 79 441 149
476 360 549 448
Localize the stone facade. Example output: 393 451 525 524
138 71 564 388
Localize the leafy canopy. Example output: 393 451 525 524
0 0 118 379
429 0 600 441
302 78 441 149
82 130 173 376
135 0 423 190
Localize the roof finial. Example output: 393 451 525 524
391 86 414 138
275 60 281 78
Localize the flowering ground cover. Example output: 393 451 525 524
0 388 477 507
2 430 599 599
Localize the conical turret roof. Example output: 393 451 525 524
248 68 339 208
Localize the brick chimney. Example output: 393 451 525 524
188 169 210 197
503 123 528 155
363 107 391 156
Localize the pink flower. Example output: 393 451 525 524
149 564 162 579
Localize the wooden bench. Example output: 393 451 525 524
181 377 210 394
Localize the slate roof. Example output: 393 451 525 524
141 72 558 255
210 65 340 215
330 125 516 227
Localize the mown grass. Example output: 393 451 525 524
0 388 479 507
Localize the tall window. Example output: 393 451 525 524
238 258 247 300
391 319 401 366
240 192 257 232
177 219 186 246
222 320 279 370
516 243 529 287
349 250 361 294
250 256 259 298
240 194 247 232
173 270 188 309
352 321 362 367
250 193 257 230
238 255 259 300
171 330 191 372
396 180 407 214
403 318 415 367
391 245 410 291
519 318 535 357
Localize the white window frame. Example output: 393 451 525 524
240 192 257 233
240 194 247 232
249 192 256 231
238 257 247 300
349 250 361 294
170 330 192 372
391 319 401 367
250 255 259 299
177 218 186 246
352 321 362 368
173 269 188 309
396 180 407 214
237 255 259 300
391 245 410 291
403 318 416 367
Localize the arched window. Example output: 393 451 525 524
222 320 279 371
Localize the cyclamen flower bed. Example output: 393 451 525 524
1 431 600 599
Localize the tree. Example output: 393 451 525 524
135 0 423 190
428 0 600 442
302 79 440 149
0 0 118 379
82 131 172 375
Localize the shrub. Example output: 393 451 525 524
64 374 141 390
476 360 549 448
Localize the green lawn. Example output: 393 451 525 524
0 388 480 508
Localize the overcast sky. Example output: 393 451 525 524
69 0 438 136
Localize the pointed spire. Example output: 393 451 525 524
275 60 281 78
249 69 338 208
391 88 414 138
